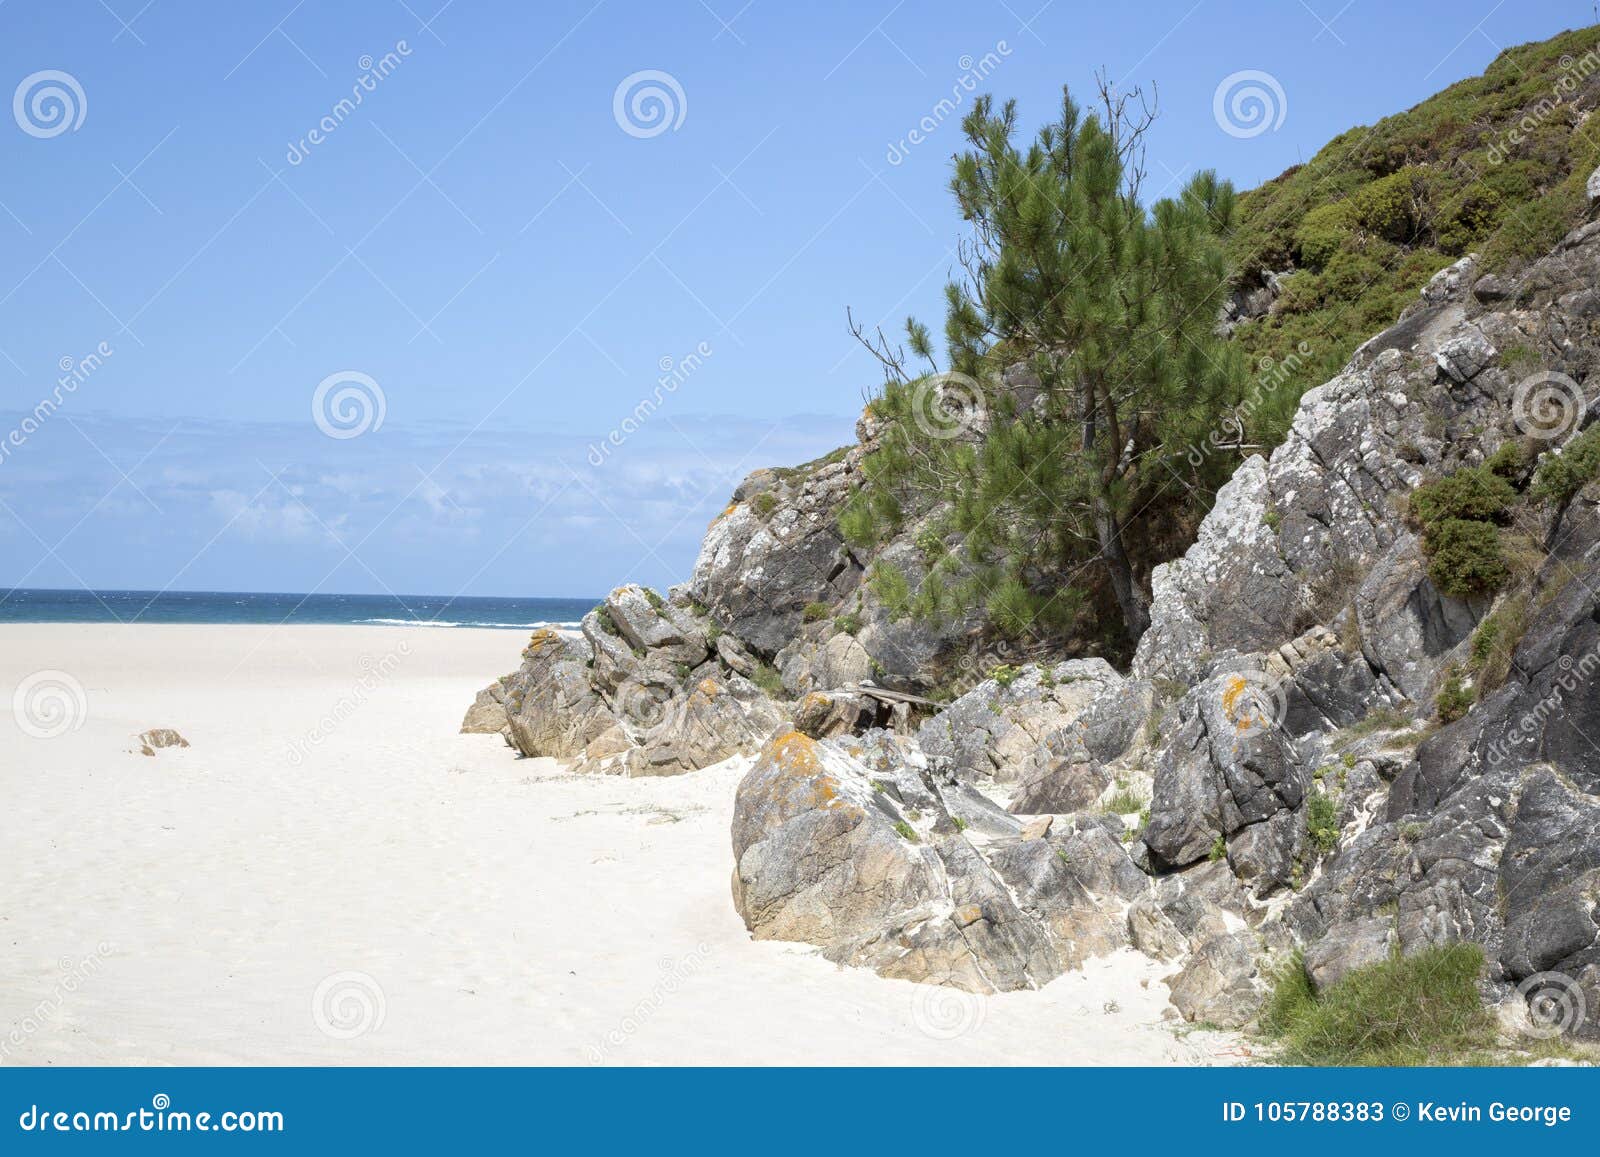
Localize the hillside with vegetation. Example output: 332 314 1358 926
1229 25 1600 443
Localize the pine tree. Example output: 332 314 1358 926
848 81 1244 649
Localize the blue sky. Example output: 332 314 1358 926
0 0 1590 598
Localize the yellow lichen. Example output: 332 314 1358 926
1220 675 1270 734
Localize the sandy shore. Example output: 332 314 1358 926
0 623 1243 1065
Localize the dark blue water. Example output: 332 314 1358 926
0 588 599 628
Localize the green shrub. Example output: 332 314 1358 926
867 562 912 621
1225 27 1600 457
1306 792 1341 854
1410 467 1518 525
1208 833 1227 863
1424 518 1509 598
801 601 832 622
834 612 862 635
1531 424 1600 506
1294 202 1353 269
751 663 784 697
1485 438 1535 483
892 820 919 843
1435 663 1473 723
990 663 1023 688
1348 166 1430 242
1259 943 1493 1065
1467 592 1528 695
837 498 878 546
751 492 779 519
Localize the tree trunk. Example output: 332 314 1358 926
1093 497 1149 644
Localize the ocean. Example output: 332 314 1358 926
0 588 598 629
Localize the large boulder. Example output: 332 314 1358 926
620 675 785 777
460 681 510 734
602 584 710 668
731 727 1064 992
689 460 862 657
917 659 1137 788
1138 662 1307 896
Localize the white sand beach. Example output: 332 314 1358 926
0 624 1243 1066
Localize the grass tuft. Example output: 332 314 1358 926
1259 943 1494 1065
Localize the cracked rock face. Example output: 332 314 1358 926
689 461 863 658
470 586 783 776
1137 661 1307 896
730 727 1151 993
1290 496 1600 1034
917 659 1138 791
1128 225 1593 696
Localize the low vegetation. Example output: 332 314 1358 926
1531 423 1600 506
836 29 1600 662
1105 780 1147 815
1260 944 1495 1065
1408 464 1519 599
1227 27 1600 446
1304 792 1340 855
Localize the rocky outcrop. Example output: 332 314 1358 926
917 660 1143 800
134 728 189 756
731 726 1152 992
726 208 1600 1033
688 434 980 695
1130 212 1600 1034
1284 484 1600 1034
689 457 862 658
460 684 510 733
473 165 1600 1042
470 587 784 776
